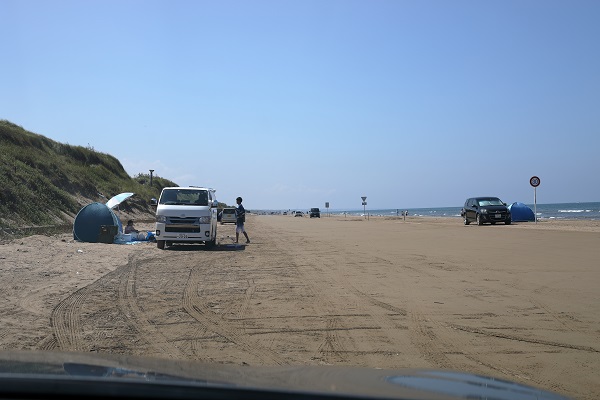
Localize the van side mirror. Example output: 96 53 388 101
150 198 157 206
212 200 219 208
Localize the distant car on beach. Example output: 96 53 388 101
309 208 320 218
461 197 511 225
294 211 304 217
220 207 236 224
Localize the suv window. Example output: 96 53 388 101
477 198 503 206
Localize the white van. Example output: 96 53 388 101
153 187 218 249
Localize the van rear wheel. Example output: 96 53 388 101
157 240 165 250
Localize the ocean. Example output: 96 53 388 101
328 202 600 221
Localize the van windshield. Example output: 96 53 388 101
159 189 209 206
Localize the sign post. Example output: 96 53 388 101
530 176 540 224
361 196 367 220
325 202 329 217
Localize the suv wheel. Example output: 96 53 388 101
157 240 165 250
464 215 470 225
505 219 512 225
476 214 483 226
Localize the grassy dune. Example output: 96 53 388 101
0 120 176 229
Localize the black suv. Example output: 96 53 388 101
461 197 511 225
309 208 320 218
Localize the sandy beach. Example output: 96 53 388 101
0 214 598 399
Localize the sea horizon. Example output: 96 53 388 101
257 202 600 221
333 201 600 221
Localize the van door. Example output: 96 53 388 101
209 191 218 238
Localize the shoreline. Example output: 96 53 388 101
254 201 600 222
273 214 600 233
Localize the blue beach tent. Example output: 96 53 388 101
73 202 121 242
508 202 535 222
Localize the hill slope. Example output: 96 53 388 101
0 120 176 228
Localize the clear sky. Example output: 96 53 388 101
2 0 599 210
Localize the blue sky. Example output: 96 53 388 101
2 0 599 210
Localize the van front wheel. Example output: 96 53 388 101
157 240 165 250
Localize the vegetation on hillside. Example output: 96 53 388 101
0 120 177 227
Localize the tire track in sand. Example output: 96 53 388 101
50 277 100 351
449 324 599 353
117 254 186 358
50 253 185 357
289 253 401 364
182 265 284 365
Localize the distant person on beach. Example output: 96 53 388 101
124 220 145 240
124 220 139 235
235 196 250 244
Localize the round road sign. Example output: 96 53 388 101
530 176 541 187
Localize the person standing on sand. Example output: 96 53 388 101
235 196 250 244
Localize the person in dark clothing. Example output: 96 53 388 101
235 196 250 244
124 220 145 240
124 220 139 234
